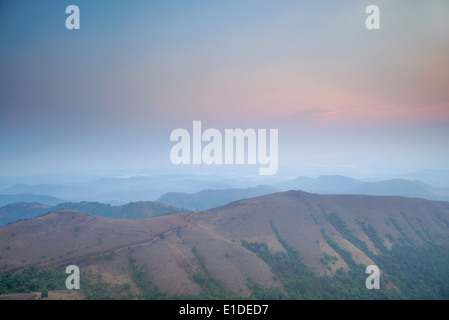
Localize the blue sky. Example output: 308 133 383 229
1 1 448 182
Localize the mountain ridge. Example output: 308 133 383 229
0 200 182 226
3 175 449 205
0 194 64 207
275 175 449 201
156 185 279 210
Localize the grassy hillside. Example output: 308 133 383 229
1 191 449 299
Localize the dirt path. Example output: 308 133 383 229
37 211 201 270
113 211 197 253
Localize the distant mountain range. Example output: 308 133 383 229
0 201 182 226
0 194 64 207
1 176 449 224
155 176 449 211
3 175 449 207
274 175 449 201
0 185 277 225
0 175 239 203
156 185 278 210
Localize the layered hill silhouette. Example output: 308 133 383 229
3 175 449 207
0 194 64 207
274 175 449 201
156 185 278 210
1 191 449 299
153 176 449 211
0 202 51 226
0 201 182 226
0 175 237 204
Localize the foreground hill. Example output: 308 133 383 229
1 191 449 299
0 208 189 270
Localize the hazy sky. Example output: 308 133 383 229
1 1 448 181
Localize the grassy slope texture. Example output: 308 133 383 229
1 191 449 300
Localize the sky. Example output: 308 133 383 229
1 0 448 184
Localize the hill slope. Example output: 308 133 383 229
1 191 449 299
